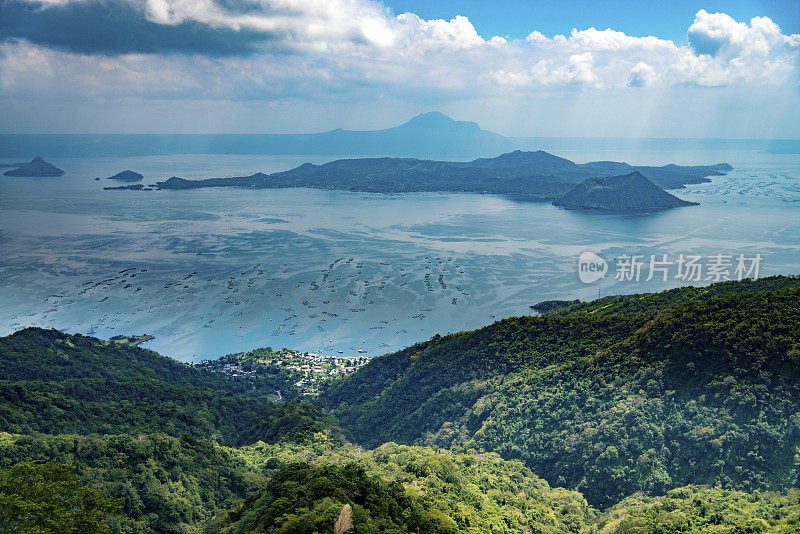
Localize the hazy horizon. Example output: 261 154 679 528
1 111 799 140
2 1 799 138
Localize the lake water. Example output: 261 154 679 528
1 143 799 361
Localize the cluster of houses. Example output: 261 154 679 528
192 348 369 395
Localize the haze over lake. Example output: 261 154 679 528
1 140 799 361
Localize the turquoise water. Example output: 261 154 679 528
1 145 798 361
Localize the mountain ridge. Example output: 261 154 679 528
0 112 509 159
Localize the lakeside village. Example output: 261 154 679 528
191 346 369 396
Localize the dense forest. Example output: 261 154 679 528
1 276 800 532
0 328 329 445
321 276 800 507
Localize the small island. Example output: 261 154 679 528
107 170 144 182
552 171 699 212
104 184 148 191
3 156 65 177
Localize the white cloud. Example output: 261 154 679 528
526 30 548 44
566 27 675 52
629 61 656 87
687 10 784 57
46 0 489 53
559 52 599 85
676 10 800 86
394 13 484 51
0 3 799 134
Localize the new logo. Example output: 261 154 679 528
578 251 607 284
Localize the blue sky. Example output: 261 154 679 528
0 0 798 138
386 0 800 43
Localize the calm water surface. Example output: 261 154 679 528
1 146 798 361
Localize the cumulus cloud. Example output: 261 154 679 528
0 2 798 106
526 30 548 44
687 9 794 57
679 9 800 85
629 61 656 87
565 27 675 52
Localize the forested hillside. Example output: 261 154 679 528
0 328 344 532
204 458 592 534
321 276 800 507
0 427 596 533
0 328 330 444
0 432 264 533
2 277 800 532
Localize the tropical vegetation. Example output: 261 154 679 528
2 276 799 532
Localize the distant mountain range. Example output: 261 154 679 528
154 149 729 211
0 112 791 159
0 112 507 159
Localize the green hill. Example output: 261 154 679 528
6 430 799 533
0 328 331 445
320 276 800 507
596 486 800 533
0 432 266 533
0 328 347 532
204 434 800 533
553 171 697 211
544 275 800 317
204 440 596 534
